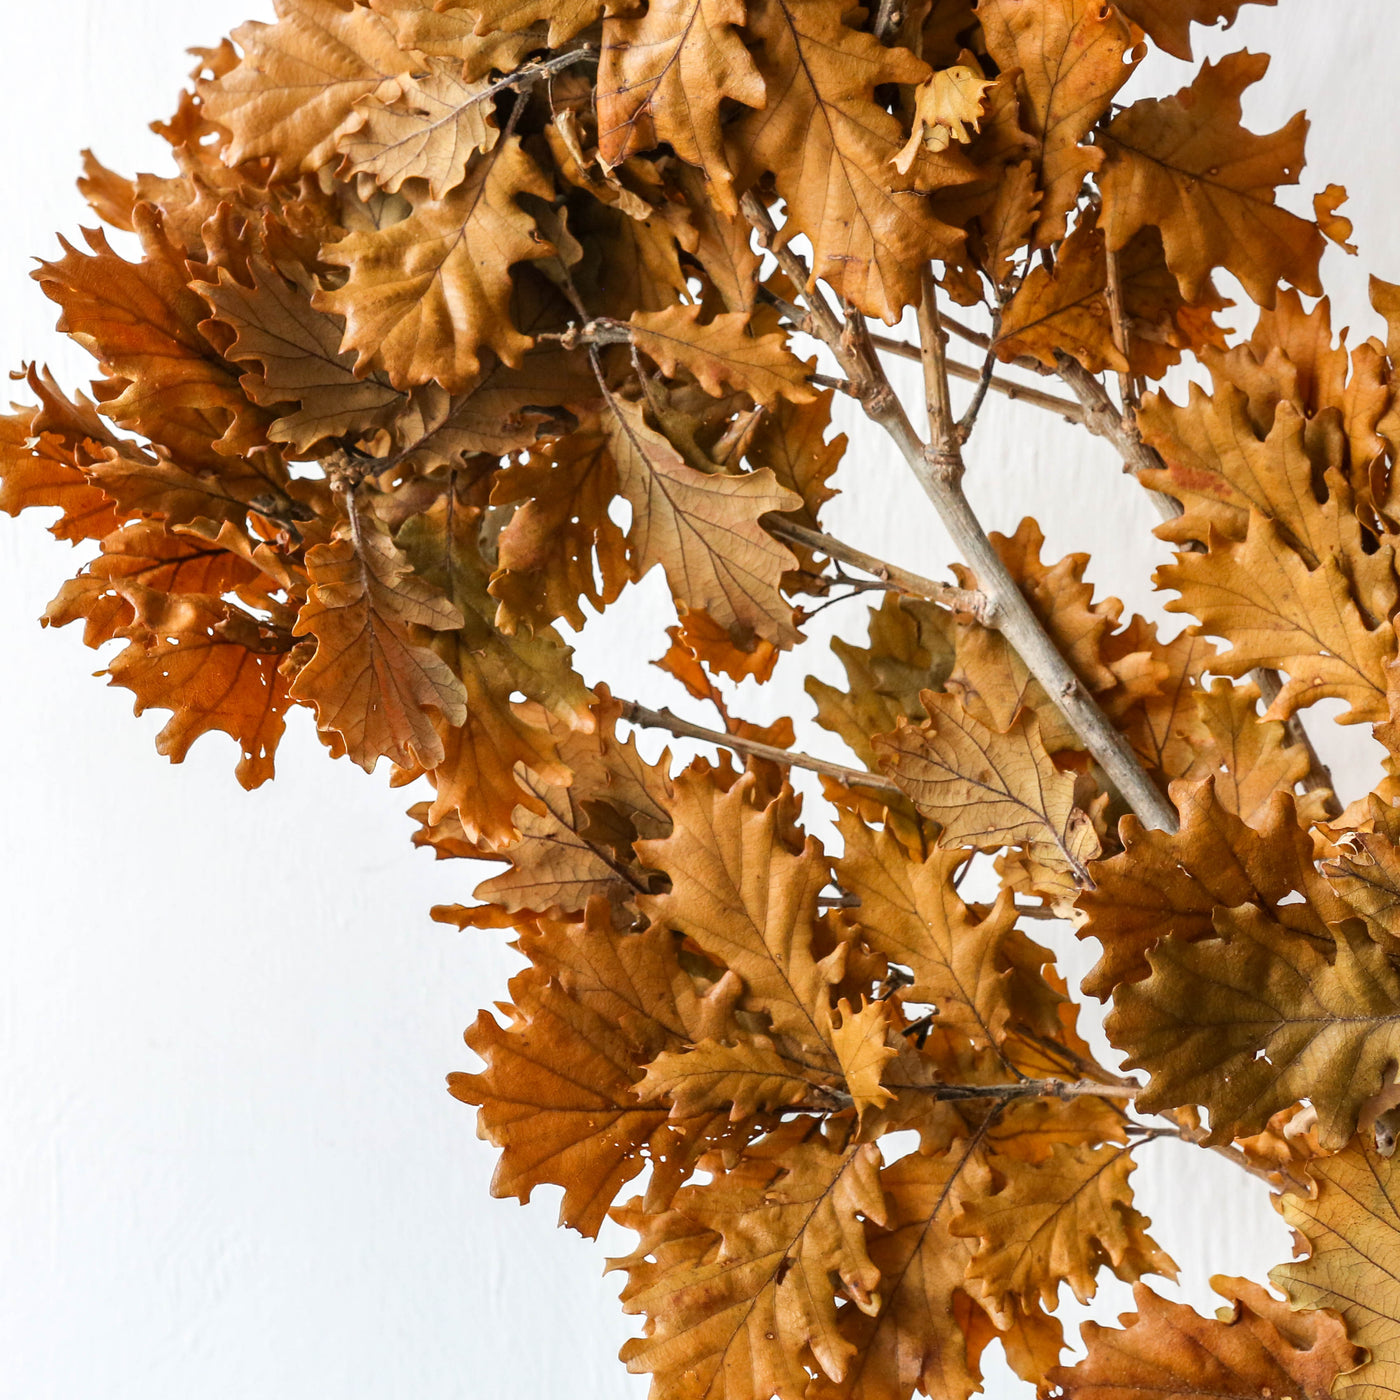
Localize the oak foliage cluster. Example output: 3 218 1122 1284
8 0 1400 1396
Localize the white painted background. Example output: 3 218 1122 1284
1 3 1396 1396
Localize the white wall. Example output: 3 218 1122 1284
0 3 1395 1396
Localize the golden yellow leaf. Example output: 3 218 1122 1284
367 0 545 81
596 0 765 207
953 1142 1174 1325
1159 511 1394 724
316 135 554 393
337 58 499 199
637 768 847 1053
979 0 1137 246
1315 182 1357 254
830 998 898 1120
735 0 972 321
289 505 468 771
605 394 800 647
613 1121 886 1393
638 1036 832 1121
1050 1276 1358 1400
893 64 993 170
198 0 414 178
834 809 1061 1055
628 305 817 407
471 0 635 46
873 692 1101 885
1274 1136 1400 1400
1099 51 1325 306
1109 908 1400 1148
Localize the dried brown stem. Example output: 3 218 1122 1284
764 517 993 621
618 699 901 796
741 205 1178 832
866 334 1086 420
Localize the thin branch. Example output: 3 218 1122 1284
904 1078 1139 1103
617 698 902 797
1055 352 1341 813
955 330 1000 441
1103 242 1138 410
866 333 1086 422
742 207 1179 833
764 517 993 621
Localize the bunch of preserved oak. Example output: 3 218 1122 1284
5 0 1398 1395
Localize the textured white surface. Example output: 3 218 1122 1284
0 3 1395 1396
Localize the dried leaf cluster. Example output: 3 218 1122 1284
8 0 1400 1396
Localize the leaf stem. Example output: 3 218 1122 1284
617 698 901 796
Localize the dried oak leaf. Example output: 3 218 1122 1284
735 0 972 322
197 0 414 177
197 258 404 456
316 135 554 393
1159 511 1394 724
1078 777 1347 999
1273 1136 1400 1400
605 394 801 647
596 0 765 208
638 1036 832 1122
628 305 817 408
996 222 1228 378
490 429 635 633
336 56 500 199
104 590 293 790
1050 1275 1357 1400
804 1134 995 1400
0 395 129 544
451 903 737 1238
809 593 956 773
873 692 1101 885
396 499 593 846
953 1142 1174 1325
43 517 267 649
637 768 847 1054
367 0 546 80
289 505 467 771
35 208 272 469
978 0 1137 247
612 1120 886 1395
834 809 1061 1054
1108 907 1400 1148
471 0 635 46
1324 797 1400 949
1099 50 1325 307
893 63 993 171
830 998 899 1121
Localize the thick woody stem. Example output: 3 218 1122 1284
617 698 901 796
1055 354 1341 812
742 202 1177 830
765 517 994 622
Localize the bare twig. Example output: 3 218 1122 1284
905 1078 1139 1103
1103 243 1138 410
866 333 1085 422
618 698 902 796
764 517 993 621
